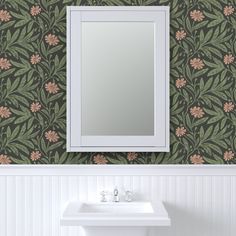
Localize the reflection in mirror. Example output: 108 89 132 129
81 22 154 136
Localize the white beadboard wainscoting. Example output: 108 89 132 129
0 165 236 236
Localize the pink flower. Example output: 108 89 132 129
190 106 205 118
190 10 205 22
175 127 186 137
176 78 186 88
224 6 234 16
190 154 204 164
30 151 41 161
93 154 108 164
45 82 59 94
45 34 59 46
176 30 186 41
0 10 11 22
0 58 11 70
224 151 234 161
224 54 234 65
224 102 234 112
190 58 205 70
45 130 59 142
30 102 41 112
30 54 41 64
0 154 11 164
127 152 138 161
30 6 41 16
0 106 11 118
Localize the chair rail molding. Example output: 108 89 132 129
0 165 236 176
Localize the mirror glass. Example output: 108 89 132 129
81 22 154 136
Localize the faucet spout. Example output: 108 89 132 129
113 188 119 202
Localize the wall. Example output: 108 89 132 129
0 0 235 164
0 165 236 236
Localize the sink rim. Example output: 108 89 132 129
61 201 171 227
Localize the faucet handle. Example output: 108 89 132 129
125 190 133 202
100 191 108 202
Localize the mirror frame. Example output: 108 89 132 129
67 6 169 152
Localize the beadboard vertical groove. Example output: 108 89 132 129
0 166 235 236
0 176 7 236
230 176 234 236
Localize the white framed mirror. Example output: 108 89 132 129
67 6 169 152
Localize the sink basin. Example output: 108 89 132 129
61 201 170 226
79 202 154 213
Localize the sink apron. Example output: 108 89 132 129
83 226 148 236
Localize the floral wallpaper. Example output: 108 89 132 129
0 0 235 164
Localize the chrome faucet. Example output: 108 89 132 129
113 187 119 202
125 190 133 202
100 191 107 202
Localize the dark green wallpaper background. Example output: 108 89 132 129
0 0 235 164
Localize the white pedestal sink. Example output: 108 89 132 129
61 201 170 236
